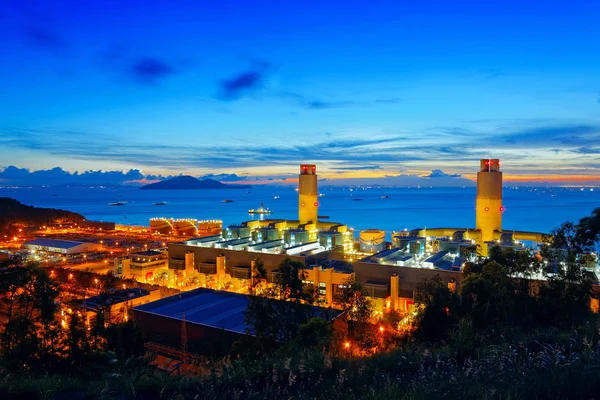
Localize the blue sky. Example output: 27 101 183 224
1 0 599 186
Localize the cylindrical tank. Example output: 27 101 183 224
174 219 198 236
476 159 503 243
359 229 386 253
197 220 222 237
298 164 318 224
150 218 174 235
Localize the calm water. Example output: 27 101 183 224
1 186 598 235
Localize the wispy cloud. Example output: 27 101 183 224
218 62 270 100
130 57 176 84
2 121 600 180
330 165 382 171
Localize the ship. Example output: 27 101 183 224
108 201 127 206
222 199 234 203
154 201 167 206
248 203 273 215
381 195 389 199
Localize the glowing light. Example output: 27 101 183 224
301 202 305 206
344 341 350 349
379 326 384 333
500 206 505 212
314 202 319 207
484 207 489 212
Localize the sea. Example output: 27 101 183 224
1 186 598 236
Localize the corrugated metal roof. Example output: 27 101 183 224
135 288 343 335
24 238 88 249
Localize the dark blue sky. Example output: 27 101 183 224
1 0 599 185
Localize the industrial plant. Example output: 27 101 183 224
109 160 550 315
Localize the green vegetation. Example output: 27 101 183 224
0 197 84 229
1 210 600 399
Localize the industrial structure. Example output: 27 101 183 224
134 160 550 317
412 158 546 255
298 164 318 224
23 238 103 254
133 288 344 354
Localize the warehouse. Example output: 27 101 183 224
23 238 103 254
134 288 345 356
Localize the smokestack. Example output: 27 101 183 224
298 164 318 224
476 159 503 243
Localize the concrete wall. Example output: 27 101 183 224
353 260 462 297
168 243 309 273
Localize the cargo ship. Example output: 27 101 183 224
248 203 273 215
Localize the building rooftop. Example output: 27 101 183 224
85 288 150 310
134 288 343 336
24 238 88 249
132 250 164 257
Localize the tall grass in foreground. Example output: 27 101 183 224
1 330 599 400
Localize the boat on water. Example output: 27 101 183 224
273 196 280 199
154 201 167 206
108 201 127 206
248 203 273 215
381 195 389 199
222 199 234 203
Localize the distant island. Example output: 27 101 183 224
139 176 250 190
0 197 84 228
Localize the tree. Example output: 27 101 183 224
249 258 268 295
575 207 600 254
340 277 373 323
297 317 332 350
0 264 59 368
414 275 459 340
244 258 316 343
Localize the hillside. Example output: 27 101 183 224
0 197 85 227
139 175 250 190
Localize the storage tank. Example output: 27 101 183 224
173 219 197 236
197 220 222 237
359 229 386 253
150 218 174 235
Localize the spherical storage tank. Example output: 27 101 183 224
359 229 386 253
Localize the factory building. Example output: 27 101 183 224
133 288 345 356
23 238 103 254
114 249 169 280
84 288 160 324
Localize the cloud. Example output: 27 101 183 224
2 120 600 182
199 173 248 182
374 98 402 104
218 63 270 100
280 92 354 110
423 169 462 179
280 92 401 110
131 57 176 84
0 165 155 187
330 165 383 171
